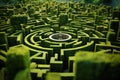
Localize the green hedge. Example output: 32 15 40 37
74 51 120 80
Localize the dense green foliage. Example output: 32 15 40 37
74 51 120 80
7 45 31 80
0 0 27 3
0 0 13 3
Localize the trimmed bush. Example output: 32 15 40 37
74 51 120 80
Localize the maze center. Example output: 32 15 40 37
49 33 72 41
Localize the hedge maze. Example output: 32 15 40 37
0 1 120 80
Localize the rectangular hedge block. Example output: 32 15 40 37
45 72 61 80
10 14 28 30
60 72 74 80
37 64 50 69
68 56 75 72
0 32 8 44
50 55 63 72
7 45 31 80
74 51 120 80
